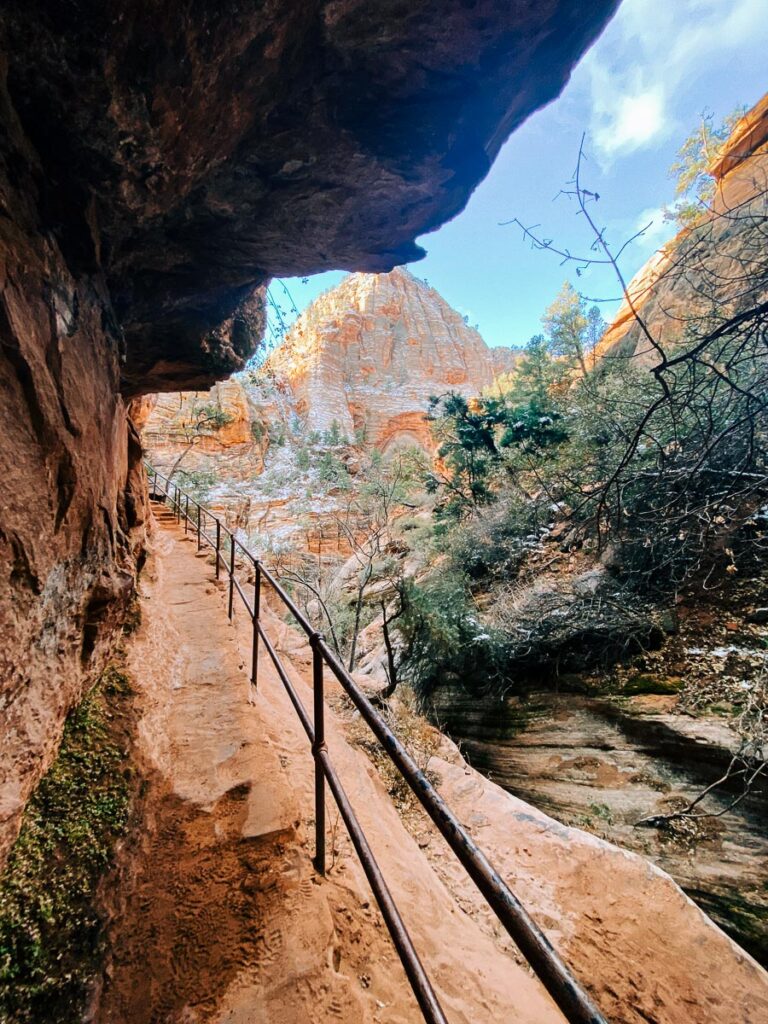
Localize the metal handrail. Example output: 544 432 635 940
146 463 608 1024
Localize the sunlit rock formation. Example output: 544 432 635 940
264 268 521 449
142 270 520 556
599 92 768 361
0 0 619 863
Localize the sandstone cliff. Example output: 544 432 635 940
141 270 521 554
264 268 521 450
599 93 768 361
0 0 619 865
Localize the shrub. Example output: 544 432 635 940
192 402 234 430
445 491 551 581
396 574 512 701
175 468 217 503
317 451 351 487
268 422 286 446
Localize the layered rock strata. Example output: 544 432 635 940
142 270 521 554
264 268 521 448
599 93 768 360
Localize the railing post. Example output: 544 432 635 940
311 635 326 876
215 519 221 579
184 494 189 534
197 505 202 550
251 561 261 687
228 534 235 619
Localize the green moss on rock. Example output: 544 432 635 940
0 664 135 1023
622 674 682 696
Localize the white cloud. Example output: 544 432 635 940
632 206 675 250
581 0 768 162
593 87 665 155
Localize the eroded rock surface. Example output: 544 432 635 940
265 268 521 448
599 94 768 361
142 270 520 557
0 1 619 863
434 686 768 965
0 81 147 863
3 0 618 392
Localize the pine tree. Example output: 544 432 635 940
585 305 606 368
542 282 590 376
507 334 559 406
666 107 744 227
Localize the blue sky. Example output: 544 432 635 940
270 0 768 350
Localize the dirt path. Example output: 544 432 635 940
96 519 562 1024
224 555 768 1024
96 525 373 1023
96 513 768 1024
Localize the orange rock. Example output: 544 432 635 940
142 270 523 556
264 268 522 452
597 91 768 364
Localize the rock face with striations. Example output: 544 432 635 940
141 271 521 560
599 92 768 362
0 0 620 863
265 268 521 450
143 269 522 469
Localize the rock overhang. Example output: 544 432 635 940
2 0 619 395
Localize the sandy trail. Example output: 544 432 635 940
97 516 562 1023
97 512 768 1023
224 542 768 1024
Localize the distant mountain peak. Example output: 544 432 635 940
264 269 521 449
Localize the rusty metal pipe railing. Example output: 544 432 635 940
256 560 606 1024
316 635 600 1023
252 566 261 686
311 636 326 875
317 743 449 1024
257 624 448 1022
257 620 314 739
145 463 608 1024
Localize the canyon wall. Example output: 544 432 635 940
145 269 522 457
0 0 619 863
599 93 768 361
0 86 147 863
141 270 521 552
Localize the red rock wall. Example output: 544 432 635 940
0 0 620 868
598 92 768 361
0 79 146 863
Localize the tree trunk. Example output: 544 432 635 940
379 599 399 701
347 564 372 672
